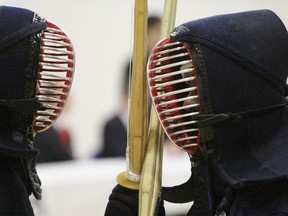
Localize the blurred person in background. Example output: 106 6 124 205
34 99 74 163
94 15 161 158
34 126 73 163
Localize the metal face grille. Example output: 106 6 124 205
34 21 75 133
147 37 200 154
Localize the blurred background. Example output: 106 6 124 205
1 0 288 215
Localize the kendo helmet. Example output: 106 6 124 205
0 5 75 200
147 10 288 188
0 6 75 140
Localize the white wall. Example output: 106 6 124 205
1 0 288 159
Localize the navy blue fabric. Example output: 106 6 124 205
0 22 46 53
0 5 41 150
170 10 288 188
95 115 127 158
229 180 288 215
0 6 44 214
171 10 288 95
0 6 36 100
105 184 165 216
0 154 35 216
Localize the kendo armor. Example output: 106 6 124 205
0 6 75 199
147 10 288 215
